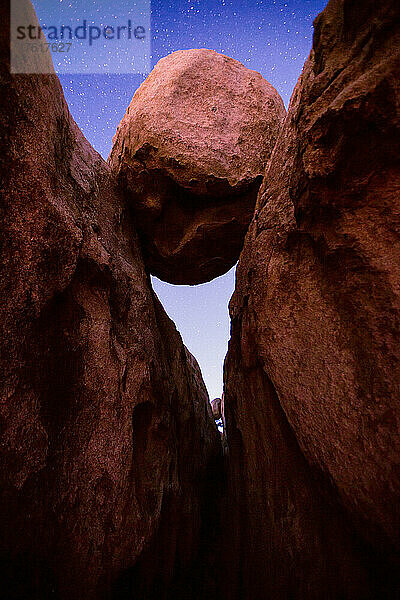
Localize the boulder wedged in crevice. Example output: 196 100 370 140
108 48 285 285
222 0 400 597
0 3 222 599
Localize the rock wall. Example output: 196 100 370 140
0 4 221 599
222 0 400 598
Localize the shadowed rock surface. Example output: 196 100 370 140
222 0 400 598
108 49 285 285
0 4 221 599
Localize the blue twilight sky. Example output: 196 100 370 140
41 0 326 399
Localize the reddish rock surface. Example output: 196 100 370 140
223 0 400 598
108 49 285 285
0 4 221 599
3 0 400 598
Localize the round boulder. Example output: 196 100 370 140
108 49 285 284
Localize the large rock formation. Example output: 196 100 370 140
223 0 400 598
3 0 400 598
108 49 285 285
0 4 221 599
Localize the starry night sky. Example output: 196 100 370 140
54 0 326 400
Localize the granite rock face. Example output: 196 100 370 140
108 49 285 285
223 0 400 598
0 6 220 599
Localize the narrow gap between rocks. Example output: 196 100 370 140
151 266 236 427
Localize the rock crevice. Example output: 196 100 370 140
1 0 400 598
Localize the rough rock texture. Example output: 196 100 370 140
108 49 285 285
223 0 400 598
0 4 221 599
211 398 222 420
